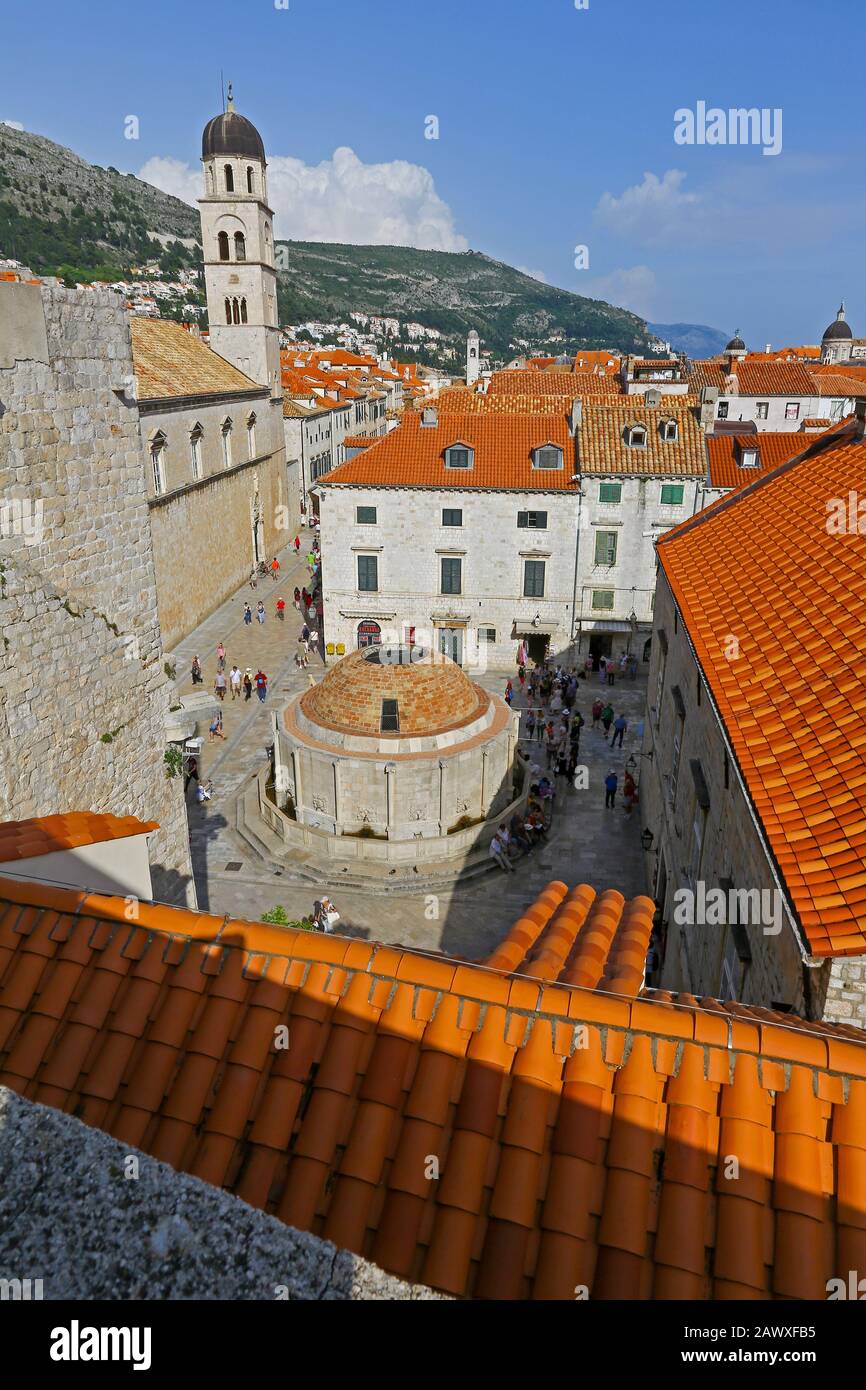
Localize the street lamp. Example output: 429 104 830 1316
641 827 654 851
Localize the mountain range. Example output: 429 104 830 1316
0 122 725 363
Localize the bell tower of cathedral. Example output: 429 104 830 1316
199 86 281 397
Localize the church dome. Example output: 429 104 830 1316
202 100 265 162
725 331 746 352
299 645 487 739
822 303 852 342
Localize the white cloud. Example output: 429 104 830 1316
595 169 700 244
139 146 468 252
1 120 24 131
516 265 548 283
583 265 657 319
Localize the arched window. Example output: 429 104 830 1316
224 298 232 325
150 432 167 496
224 164 234 193
189 424 204 480
246 165 255 193
208 165 215 193
247 413 257 459
218 231 230 261
234 231 246 261
232 298 240 325
240 297 248 324
221 419 233 469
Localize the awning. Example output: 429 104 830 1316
514 623 558 636
579 620 634 633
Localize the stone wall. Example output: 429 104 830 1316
147 420 288 649
640 570 842 1020
0 280 194 906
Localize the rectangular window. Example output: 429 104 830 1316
717 401 729 419
190 433 203 481
523 559 546 598
591 589 614 610
356 505 377 524
381 699 399 733
357 554 378 592
517 510 548 528
660 484 685 506
756 402 769 419
598 482 622 504
442 508 463 527
440 557 462 595
446 447 471 469
478 627 496 644
670 719 683 807
785 401 800 420
151 448 165 496
594 530 618 566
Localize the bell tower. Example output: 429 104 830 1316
199 86 281 397
466 328 480 386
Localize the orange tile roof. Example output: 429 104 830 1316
705 431 810 491
657 423 866 956
343 434 376 449
578 402 706 477
488 369 622 398
1 871 865 1300
573 351 620 374
129 320 261 401
318 412 578 492
0 814 158 864
813 363 866 382
812 373 866 398
687 360 819 398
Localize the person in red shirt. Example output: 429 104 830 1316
293 535 301 553
271 556 280 581
276 597 286 621
254 669 268 702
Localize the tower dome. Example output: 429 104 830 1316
725 330 746 352
822 303 853 342
202 87 265 162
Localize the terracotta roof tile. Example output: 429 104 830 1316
130 319 261 401
658 425 866 956
0 813 158 864
2 871 866 1299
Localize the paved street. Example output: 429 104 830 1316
169 551 652 959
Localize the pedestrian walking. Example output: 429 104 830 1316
504 679 514 707
214 670 227 701
229 664 242 699
604 769 618 809
191 655 203 686
271 556 280 582
256 601 266 625
294 534 301 554
276 597 286 621
525 709 536 742
184 756 199 795
623 769 637 814
209 712 226 742
536 712 545 743
293 587 301 611
243 603 253 626
254 668 268 702
601 702 614 739
591 698 603 729
243 669 253 701
216 642 226 672
611 713 627 748
598 656 607 683
545 722 557 768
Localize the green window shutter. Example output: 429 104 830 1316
594 531 617 566
660 484 685 506
599 482 622 503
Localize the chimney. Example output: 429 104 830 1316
570 399 583 434
421 405 438 427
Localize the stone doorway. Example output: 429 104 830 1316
437 627 463 665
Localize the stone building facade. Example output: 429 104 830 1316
132 318 289 648
641 568 866 1028
0 277 195 905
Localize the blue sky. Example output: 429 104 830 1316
2 0 864 343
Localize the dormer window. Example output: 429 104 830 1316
532 444 563 470
660 418 678 442
625 424 647 448
445 443 473 469
739 445 759 469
